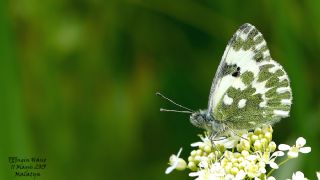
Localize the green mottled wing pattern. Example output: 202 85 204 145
209 23 292 130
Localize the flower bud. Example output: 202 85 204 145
254 140 262 150
254 128 262 135
269 141 276 152
188 162 197 171
264 132 272 141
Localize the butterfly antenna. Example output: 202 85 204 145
156 92 194 112
160 108 193 114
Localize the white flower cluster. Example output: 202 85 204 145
165 125 315 180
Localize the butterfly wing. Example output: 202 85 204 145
208 23 292 130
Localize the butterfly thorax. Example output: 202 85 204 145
190 110 226 134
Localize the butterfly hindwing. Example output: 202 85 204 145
208 23 292 130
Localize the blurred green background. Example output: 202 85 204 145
1 0 319 179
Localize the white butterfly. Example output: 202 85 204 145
159 23 292 139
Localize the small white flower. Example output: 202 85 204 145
225 170 245 180
191 134 240 149
289 171 308 180
235 170 246 180
250 151 284 170
267 176 276 180
268 151 285 169
189 162 225 180
189 170 206 180
317 172 320 180
225 174 235 180
165 148 187 174
278 137 311 158
198 158 209 169
210 162 226 177
243 161 262 178
191 135 212 148
189 170 205 179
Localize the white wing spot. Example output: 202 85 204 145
238 99 247 108
211 75 245 109
239 26 252 39
278 75 287 82
223 94 233 105
232 78 247 90
263 51 270 58
281 99 292 105
276 87 290 94
255 41 266 49
273 110 289 117
252 80 270 108
225 49 260 76
259 101 267 107
252 80 270 95
240 34 247 40
268 66 280 73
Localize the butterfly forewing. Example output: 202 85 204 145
208 23 292 130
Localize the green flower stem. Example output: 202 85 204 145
267 158 290 177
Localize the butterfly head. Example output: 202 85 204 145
190 110 213 131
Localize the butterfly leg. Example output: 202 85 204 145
224 124 250 142
209 132 227 147
209 132 217 147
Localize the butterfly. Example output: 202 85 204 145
158 23 292 139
